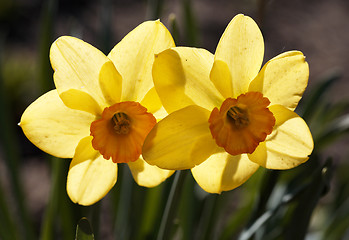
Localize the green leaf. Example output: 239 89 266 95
315 113 349 149
318 101 349 125
237 159 332 240
298 70 340 121
283 159 333 239
75 217 94 240
322 159 349 239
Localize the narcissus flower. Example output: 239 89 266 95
20 20 175 205
143 14 314 193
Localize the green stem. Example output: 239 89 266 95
178 174 196 240
91 202 101 239
0 182 18 240
40 158 65 240
182 0 198 46
195 194 219 240
168 13 180 45
38 0 57 92
157 170 188 240
113 164 133 240
136 185 164 240
59 189 78 240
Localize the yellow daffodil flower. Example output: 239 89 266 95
143 14 314 193
20 20 175 205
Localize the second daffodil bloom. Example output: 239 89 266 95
143 14 314 193
20 21 175 205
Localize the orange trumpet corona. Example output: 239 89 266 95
90 101 156 163
209 92 275 155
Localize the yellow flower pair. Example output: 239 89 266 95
20 14 313 205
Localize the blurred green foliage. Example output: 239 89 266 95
75 217 95 240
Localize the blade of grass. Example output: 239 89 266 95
157 170 188 240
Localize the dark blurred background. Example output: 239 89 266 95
0 0 349 238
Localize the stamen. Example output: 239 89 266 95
112 112 131 134
227 106 249 128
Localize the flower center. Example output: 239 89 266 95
226 106 249 129
112 112 131 134
90 101 156 163
208 92 275 155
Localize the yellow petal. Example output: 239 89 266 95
248 105 314 169
191 152 259 193
59 89 102 115
210 60 233 98
153 47 224 113
215 14 264 97
67 136 117 206
108 20 175 102
143 105 218 170
248 51 309 110
140 87 162 114
50 36 119 108
20 90 95 158
127 156 174 187
152 106 168 121
99 60 123 105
